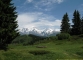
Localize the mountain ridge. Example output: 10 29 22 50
19 28 60 37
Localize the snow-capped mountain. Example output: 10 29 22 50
19 28 60 37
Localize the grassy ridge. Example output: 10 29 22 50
0 39 83 60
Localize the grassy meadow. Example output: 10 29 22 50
0 37 83 60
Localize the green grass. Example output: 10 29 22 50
0 39 83 60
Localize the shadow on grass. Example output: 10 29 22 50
29 50 50 55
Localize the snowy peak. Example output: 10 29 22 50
44 28 53 33
19 28 60 37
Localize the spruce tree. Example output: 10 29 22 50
81 17 83 34
0 0 19 50
60 13 70 33
71 10 81 35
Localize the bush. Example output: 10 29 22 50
57 33 70 40
76 52 83 56
12 35 33 45
79 34 83 37
48 36 58 40
29 50 50 55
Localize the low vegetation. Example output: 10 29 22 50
29 50 50 55
0 35 83 60
56 33 70 40
12 34 46 45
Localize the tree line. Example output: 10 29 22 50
61 10 83 35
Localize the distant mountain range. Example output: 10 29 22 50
19 28 60 37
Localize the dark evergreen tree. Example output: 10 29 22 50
81 17 83 34
71 10 81 35
0 0 19 50
60 13 70 33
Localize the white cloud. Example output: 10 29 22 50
24 0 33 5
24 0 64 11
78 4 83 12
39 0 64 6
34 0 64 11
56 0 64 4
17 12 61 30
27 0 33 3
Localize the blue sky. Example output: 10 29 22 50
12 0 83 31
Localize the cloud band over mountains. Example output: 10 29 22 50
17 12 61 30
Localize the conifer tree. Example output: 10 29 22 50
81 17 83 34
71 10 81 35
60 13 70 33
0 0 19 50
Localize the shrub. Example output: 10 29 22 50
36 46 47 48
29 50 50 55
48 36 58 40
76 52 83 56
79 34 83 37
57 33 70 40
12 35 33 45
